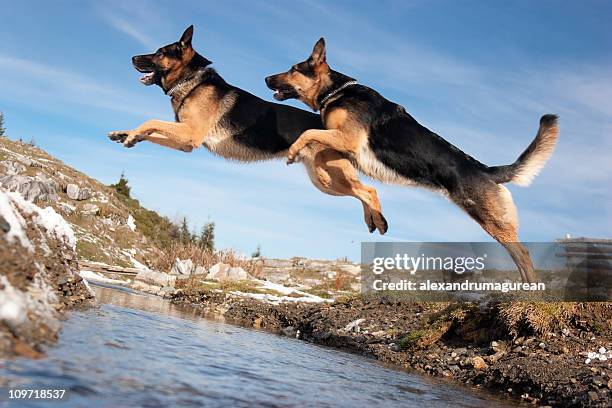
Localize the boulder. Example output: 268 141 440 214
206 263 250 282
207 262 231 281
66 184 79 200
78 187 91 200
0 174 59 202
170 258 194 275
66 184 91 201
134 270 177 288
193 266 208 276
227 266 249 281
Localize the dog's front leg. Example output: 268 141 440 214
287 129 350 164
109 120 201 152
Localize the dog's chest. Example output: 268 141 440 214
203 127 277 162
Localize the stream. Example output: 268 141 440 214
0 285 517 407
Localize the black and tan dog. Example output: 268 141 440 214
108 26 388 234
265 38 559 283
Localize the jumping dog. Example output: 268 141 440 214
265 38 559 283
108 27 388 234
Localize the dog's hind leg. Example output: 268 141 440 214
455 183 537 283
305 148 388 234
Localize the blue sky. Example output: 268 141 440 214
1 0 610 260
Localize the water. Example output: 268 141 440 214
0 285 516 407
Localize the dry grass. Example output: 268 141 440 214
498 302 576 336
151 242 262 277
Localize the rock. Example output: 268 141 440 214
0 215 10 233
135 270 177 288
170 258 194 275
207 262 231 281
227 267 248 281
471 356 488 370
57 202 75 215
66 184 91 201
80 203 99 216
193 266 208 276
206 263 249 281
77 188 91 200
0 174 59 202
66 184 80 200
282 326 297 337
587 391 599 401
2 161 27 175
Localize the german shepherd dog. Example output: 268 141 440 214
265 38 559 283
108 26 388 234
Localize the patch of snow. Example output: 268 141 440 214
0 276 28 330
229 290 328 304
258 279 326 301
0 190 32 249
79 270 128 285
34 205 76 249
126 214 136 231
0 190 76 250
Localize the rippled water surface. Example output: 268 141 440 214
0 285 516 407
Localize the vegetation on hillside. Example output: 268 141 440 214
0 112 6 137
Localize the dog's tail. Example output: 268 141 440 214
487 114 559 187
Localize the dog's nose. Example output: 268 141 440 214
132 56 138 65
265 76 273 86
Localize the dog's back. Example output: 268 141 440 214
219 87 323 154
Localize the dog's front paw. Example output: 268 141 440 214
286 145 303 165
108 131 129 143
123 133 145 148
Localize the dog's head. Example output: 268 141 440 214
265 38 331 110
132 25 211 90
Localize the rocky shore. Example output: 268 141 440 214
170 287 611 407
0 189 94 358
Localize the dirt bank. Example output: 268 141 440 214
170 288 611 407
0 190 94 358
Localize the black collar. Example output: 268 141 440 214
316 80 358 111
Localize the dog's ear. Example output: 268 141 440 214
180 25 194 48
310 37 326 66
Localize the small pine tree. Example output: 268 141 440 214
0 112 5 137
251 244 262 258
110 172 131 197
179 216 191 245
199 222 215 252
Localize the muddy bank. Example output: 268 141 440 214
170 288 611 407
0 190 94 358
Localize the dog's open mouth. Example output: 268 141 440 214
139 72 156 86
271 88 297 101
